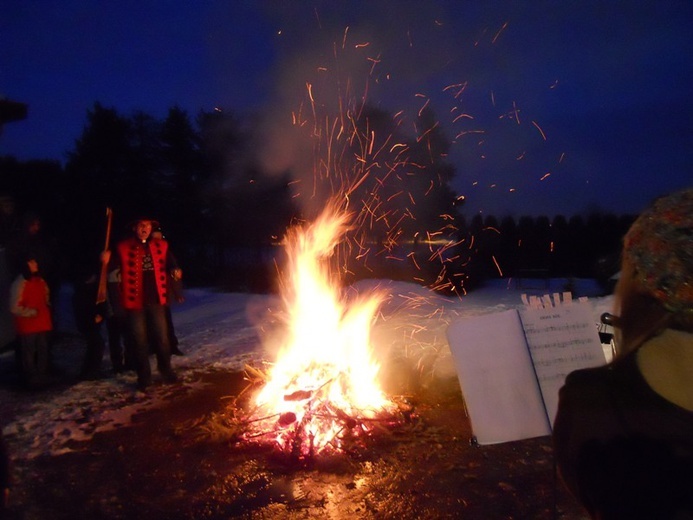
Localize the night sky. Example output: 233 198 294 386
1 1 691 217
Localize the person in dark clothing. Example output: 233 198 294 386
150 226 184 356
105 266 134 373
0 194 19 353
0 194 19 248
553 188 693 519
103 217 180 391
72 272 108 380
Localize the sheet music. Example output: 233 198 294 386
447 309 551 445
447 299 607 444
519 301 606 425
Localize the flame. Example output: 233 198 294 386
251 205 395 456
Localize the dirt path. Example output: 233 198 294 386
4 369 588 519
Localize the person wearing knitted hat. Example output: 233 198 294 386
553 188 693 520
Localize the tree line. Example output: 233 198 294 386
1 103 297 288
1 102 631 294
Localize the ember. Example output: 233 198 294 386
244 206 403 460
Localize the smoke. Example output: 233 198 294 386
250 0 476 217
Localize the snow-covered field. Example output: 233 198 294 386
0 277 613 461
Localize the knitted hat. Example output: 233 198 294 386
623 188 693 314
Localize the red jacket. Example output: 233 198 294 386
116 237 170 310
10 275 53 335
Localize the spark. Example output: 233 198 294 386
455 129 485 139
417 97 431 117
366 56 381 75
443 82 468 99
492 22 509 44
532 120 547 140
387 190 403 202
452 113 474 123
491 255 503 276
416 121 439 143
407 251 421 270
512 101 521 124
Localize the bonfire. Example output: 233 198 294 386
239 205 407 460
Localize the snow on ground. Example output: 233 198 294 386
0 277 613 461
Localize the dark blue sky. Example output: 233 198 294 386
1 1 691 217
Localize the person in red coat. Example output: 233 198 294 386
103 217 180 391
9 257 52 388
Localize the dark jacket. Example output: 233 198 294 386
553 349 693 519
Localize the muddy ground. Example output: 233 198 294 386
2 367 589 520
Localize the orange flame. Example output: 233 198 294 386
252 205 395 455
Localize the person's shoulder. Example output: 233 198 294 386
564 363 611 386
562 354 637 395
10 274 25 288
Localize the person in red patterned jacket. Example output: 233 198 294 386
9 256 52 388
103 217 181 391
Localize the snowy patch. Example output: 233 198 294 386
1 278 612 461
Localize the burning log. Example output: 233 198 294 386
278 412 297 427
331 406 358 430
240 395 411 463
283 390 312 402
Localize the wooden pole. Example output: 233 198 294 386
96 207 113 304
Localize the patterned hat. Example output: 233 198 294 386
623 188 693 314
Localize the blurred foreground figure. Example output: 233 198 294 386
1 429 9 512
553 188 693 519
